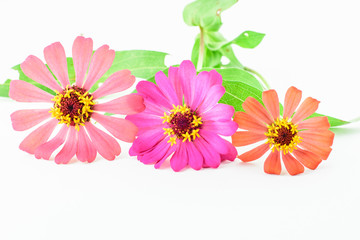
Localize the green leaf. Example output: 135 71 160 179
191 36 222 69
0 79 11 97
183 0 238 31
308 113 350 128
228 31 265 49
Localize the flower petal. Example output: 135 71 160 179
10 80 54 102
242 97 273 125
55 127 78 164
201 120 238 136
129 128 165 156
197 85 225 113
136 81 172 109
125 112 163 129
44 42 70 88
201 104 234 122
184 141 203 170
92 113 137 143
85 122 121 160
20 55 62 92
76 126 97 163
138 138 171 165
238 143 270 162
168 66 182 104
262 89 280 121
19 118 58 154
298 129 335 147
208 69 222 86
220 140 237 162
34 125 68 160
179 60 196 104
11 109 51 131
83 45 115 90
264 151 281 175
155 71 181 106
170 142 188 172
292 148 322 170
190 71 212 110
194 138 221 168
297 116 330 130
233 111 267 133
92 70 135 99
291 97 319 124
72 36 93 86
282 152 304 176
298 141 332 160
200 130 230 155
231 131 267 147
283 86 302 119
94 94 145 115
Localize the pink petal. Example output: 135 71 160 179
55 127 78 164
184 141 203 170
194 138 221 168
11 109 51 131
92 70 135 99
83 45 115 90
298 141 332 160
242 97 273 125
262 89 280 121
201 103 234 122
136 81 172 109
72 36 93 86
264 151 281 175
44 42 70 88
155 71 181 106
281 152 304 176
231 131 267 147
208 69 222 86
179 60 197 105
198 85 225 113
292 148 322 170
34 125 69 160
168 66 182 104
233 111 267 133
291 97 320 124
200 130 230 155
190 71 212 110
283 86 302 119
238 143 270 162
138 138 171 165
154 145 175 169
298 129 335 147
10 80 54 102
76 126 97 163
85 122 121 160
19 118 58 154
94 94 145 115
201 120 238 136
125 112 163 129
129 128 165 156
220 140 237 162
170 142 188 172
297 116 330 130
20 55 62 92
92 113 138 143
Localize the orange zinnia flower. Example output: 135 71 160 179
232 86 334 175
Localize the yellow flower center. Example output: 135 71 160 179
50 85 95 131
161 104 202 146
265 118 302 154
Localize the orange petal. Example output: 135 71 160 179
262 89 280 121
233 112 267 133
231 131 266 147
292 148 322 170
264 151 281 175
298 130 335 147
283 86 302 119
291 97 320 124
282 152 304 176
242 97 273 125
298 141 332 160
238 143 270 162
297 116 330 130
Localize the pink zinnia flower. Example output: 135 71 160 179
232 86 335 175
126 60 238 171
10 36 145 164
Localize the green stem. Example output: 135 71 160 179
197 27 205 70
244 66 271 90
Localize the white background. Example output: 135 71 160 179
1 0 360 239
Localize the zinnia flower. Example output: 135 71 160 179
232 86 334 175
126 60 238 171
10 36 145 164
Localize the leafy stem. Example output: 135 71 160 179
244 66 271 90
197 26 205 70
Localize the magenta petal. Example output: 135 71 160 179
179 60 196 104
83 45 115 90
208 69 222 86
168 66 183 104
20 55 62 92
201 104 234 121
34 125 69 160
200 130 229 155
220 140 237 161
136 81 172 109
85 122 121 160
10 80 54 102
125 112 163 128
184 141 203 170
76 126 97 163
129 128 165 156
170 142 188 172
19 118 58 154
55 127 78 164
72 36 93 86
194 138 221 168
155 71 181 106
190 71 212 110
202 120 238 136
94 94 145 115
11 109 51 131
92 70 135 99
138 139 171 165
92 113 138 142
198 85 225 113
44 42 70 88
154 145 175 169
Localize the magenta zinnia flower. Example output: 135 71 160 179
126 60 238 171
10 36 145 164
